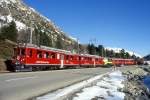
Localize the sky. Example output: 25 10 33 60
23 0 150 56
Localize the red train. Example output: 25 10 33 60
11 44 135 71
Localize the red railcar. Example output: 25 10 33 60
111 58 135 66
11 44 104 71
11 44 135 71
79 54 104 67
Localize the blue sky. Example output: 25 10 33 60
24 0 150 56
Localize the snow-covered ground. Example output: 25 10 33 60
36 70 125 100
144 61 150 65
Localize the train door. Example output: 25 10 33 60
60 54 64 68
27 48 33 64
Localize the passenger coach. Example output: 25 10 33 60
11 44 104 71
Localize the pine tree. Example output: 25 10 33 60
115 53 121 58
55 35 63 49
87 44 91 54
0 21 18 42
120 49 125 58
87 43 96 55
40 32 52 47
0 28 4 41
125 52 130 59
97 45 104 56
105 49 111 57
110 50 115 57
131 54 136 59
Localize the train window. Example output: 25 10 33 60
37 51 42 58
79 56 81 60
29 50 32 57
90 58 91 61
51 53 56 59
21 49 25 55
85 57 87 60
96 58 98 61
87 57 89 61
16 48 20 55
66 55 69 60
13 48 18 56
46 52 49 58
70 56 73 60
89 58 92 61
86 57 89 60
43 52 49 58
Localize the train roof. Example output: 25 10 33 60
80 54 102 58
104 57 134 60
16 43 73 54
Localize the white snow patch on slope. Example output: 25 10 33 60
0 0 16 4
9 0 17 3
0 0 10 4
0 16 6 21
15 20 26 30
29 7 36 13
0 15 26 30
69 35 78 41
6 15 13 22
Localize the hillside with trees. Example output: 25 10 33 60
144 54 150 60
87 43 137 59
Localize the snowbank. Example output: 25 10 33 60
37 71 125 100
36 73 108 100
73 71 125 100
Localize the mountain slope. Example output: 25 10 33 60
0 0 77 48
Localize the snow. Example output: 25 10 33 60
0 15 13 23
144 61 150 65
0 0 16 4
9 0 17 3
0 16 6 21
36 73 108 100
36 71 125 100
0 0 10 4
29 7 36 13
6 15 13 22
15 20 26 30
73 71 125 100
0 15 26 30
69 35 78 41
